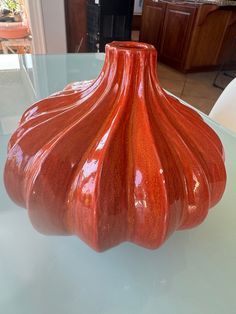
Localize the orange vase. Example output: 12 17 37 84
4 42 226 251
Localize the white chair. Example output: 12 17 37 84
209 78 236 133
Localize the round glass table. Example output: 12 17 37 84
0 54 235 314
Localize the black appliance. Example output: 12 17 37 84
87 0 134 52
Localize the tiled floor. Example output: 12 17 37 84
131 30 140 42
131 30 234 114
157 63 227 115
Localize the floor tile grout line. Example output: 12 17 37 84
156 62 226 114
180 75 187 98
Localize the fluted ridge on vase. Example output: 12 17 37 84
4 42 226 251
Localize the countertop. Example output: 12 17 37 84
164 0 236 6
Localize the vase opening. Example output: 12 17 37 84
106 41 156 55
102 41 158 90
108 41 155 51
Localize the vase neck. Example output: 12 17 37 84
101 41 158 86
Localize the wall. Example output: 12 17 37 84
134 0 143 14
41 0 67 53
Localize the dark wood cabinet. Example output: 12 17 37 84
65 0 87 52
140 0 166 51
185 5 230 70
160 4 196 69
140 0 236 72
141 0 197 70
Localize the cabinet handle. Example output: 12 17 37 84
152 0 159 2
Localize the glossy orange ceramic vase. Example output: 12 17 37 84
4 42 226 251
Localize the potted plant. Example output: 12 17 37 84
0 0 30 39
1 0 21 19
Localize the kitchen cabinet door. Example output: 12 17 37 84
140 0 166 52
160 4 197 70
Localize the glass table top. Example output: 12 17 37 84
0 54 236 314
